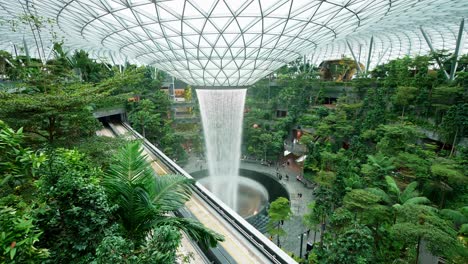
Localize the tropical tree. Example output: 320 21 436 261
103 142 223 248
440 207 468 247
259 132 273 161
427 159 467 208
439 104 468 156
391 204 465 264
267 197 292 247
392 86 418 118
322 223 375 264
361 153 395 187
128 99 162 138
343 189 391 227
368 176 431 222
0 91 103 144
307 187 334 247
35 149 115 263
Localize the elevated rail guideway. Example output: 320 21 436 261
99 122 296 264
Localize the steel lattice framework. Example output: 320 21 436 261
0 0 467 86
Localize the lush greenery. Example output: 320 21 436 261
245 53 468 263
1 23 467 263
267 197 292 247
0 120 223 263
0 46 221 263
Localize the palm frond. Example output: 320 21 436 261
103 142 158 239
152 174 194 212
404 196 430 205
461 206 468 217
366 187 392 204
106 142 156 186
459 224 468 234
103 142 219 248
153 216 224 248
385 176 400 196
400 181 419 202
395 203 437 214
440 209 467 226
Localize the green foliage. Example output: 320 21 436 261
0 92 102 144
68 50 113 83
103 142 223 248
0 206 49 263
368 176 431 225
95 226 182 264
315 109 354 149
361 153 395 187
0 120 46 197
125 75 187 162
243 107 285 160
321 223 374 264
343 189 391 226
128 99 162 138
95 235 135 263
394 151 431 180
267 197 292 246
431 86 464 111
439 104 468 155
426 158 467 208
35 149 115 263
359 87 388 130
246 54 468 263
392 86 418 117
391 204 466 261
374 123 422 155
138 226 181 263
73 135 127 170
441 207 468 246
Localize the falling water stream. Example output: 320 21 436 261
196 88 246 211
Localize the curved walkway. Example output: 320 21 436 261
183 155 317 259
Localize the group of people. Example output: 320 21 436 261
276 172 290 181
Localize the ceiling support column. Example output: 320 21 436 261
366 36 374 74
449 18 465 81
420 26 450 80
375 46 390 68
346 40 362 75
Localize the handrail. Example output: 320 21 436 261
119 122 297 264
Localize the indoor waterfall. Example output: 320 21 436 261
196 88 246 211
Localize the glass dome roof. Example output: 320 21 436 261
0 0 467 86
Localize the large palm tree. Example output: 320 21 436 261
103 142 224 247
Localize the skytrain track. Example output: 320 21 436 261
101 122 296 264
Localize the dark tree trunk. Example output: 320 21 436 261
277 223 281 247
320 215 326 248
48 116 55 143
416 236 421 264
449 129 458 157
439 189 446 209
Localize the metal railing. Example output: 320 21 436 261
118 122 297 264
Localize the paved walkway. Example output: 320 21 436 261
183 154 318 259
